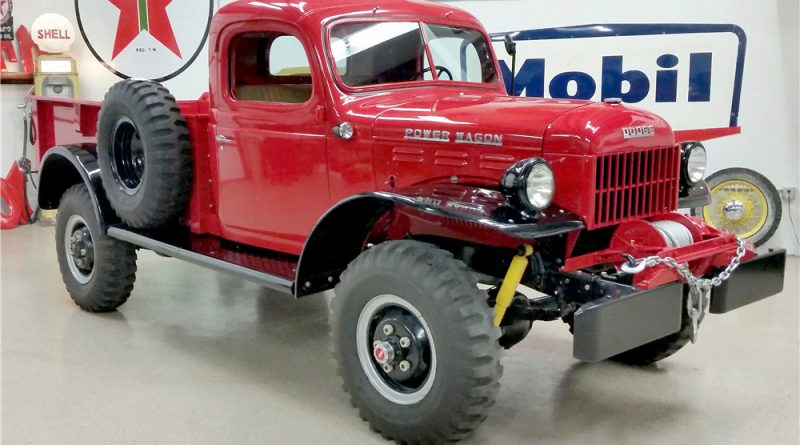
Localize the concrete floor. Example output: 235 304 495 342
1 224 798 445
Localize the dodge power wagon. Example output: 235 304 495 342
31 0 785 443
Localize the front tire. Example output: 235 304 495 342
56 184 137 312
331 241 502 444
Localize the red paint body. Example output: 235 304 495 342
31 0 752 288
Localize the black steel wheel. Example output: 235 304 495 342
96 79 192 229
109 116 146 194
331 241 502 443
358 294 437 404
55 184 137 312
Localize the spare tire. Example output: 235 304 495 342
96 80 192 229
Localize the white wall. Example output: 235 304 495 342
2 0 798 254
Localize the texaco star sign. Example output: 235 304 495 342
75 0 213 81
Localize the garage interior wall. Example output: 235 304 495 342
1 0 797 255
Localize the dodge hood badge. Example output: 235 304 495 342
622 125 656 139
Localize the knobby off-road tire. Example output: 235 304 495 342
55 184 137 312
96 79 192 229
331 241 503 444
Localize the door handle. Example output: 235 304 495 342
216 134 234 144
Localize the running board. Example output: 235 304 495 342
107 225 296 294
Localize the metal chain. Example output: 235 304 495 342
622 237 747 342
638 237 747 290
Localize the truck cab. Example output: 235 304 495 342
30 1 785 443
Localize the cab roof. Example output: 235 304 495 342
214 0 482 30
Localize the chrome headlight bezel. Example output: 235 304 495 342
501 158 555 212
681 142 708 185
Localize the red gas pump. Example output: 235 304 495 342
1 101 36 230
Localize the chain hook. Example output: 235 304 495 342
620 254 647 274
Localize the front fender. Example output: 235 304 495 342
295 184 583 297
38 146 117 228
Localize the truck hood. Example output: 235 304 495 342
362 89 675 191
365 91 589 154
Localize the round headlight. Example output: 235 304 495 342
525 162 555 210
683 143 707 184
501 158 555 212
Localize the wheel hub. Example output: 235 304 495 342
63 214 95 284
110 117 146 195
722 200 746 221
372 341 396 365
370 315 428 383
356 295 437 405
69 227 94 271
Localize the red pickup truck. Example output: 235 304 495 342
31 0 785 443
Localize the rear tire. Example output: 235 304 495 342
96 79 192 229
56 184 137 312
331 241 502 443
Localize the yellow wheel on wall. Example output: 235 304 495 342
691 168 782 246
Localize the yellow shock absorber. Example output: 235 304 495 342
493 245 534 327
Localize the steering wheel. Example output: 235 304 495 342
417 65 454 81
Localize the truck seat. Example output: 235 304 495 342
235 84 312 104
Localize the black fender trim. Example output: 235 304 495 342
295 184 584 297
38 146 117 228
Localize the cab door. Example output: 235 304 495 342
212 22 329 255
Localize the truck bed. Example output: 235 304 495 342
31 94 219 235
30 95 210 159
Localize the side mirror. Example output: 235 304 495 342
503 34 518 96
504 34 517 56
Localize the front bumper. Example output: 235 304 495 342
572 250 786 362
710 249 786 313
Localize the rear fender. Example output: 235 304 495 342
295 184 583 297
38 146 117 228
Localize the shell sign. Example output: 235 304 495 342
31 13 76 53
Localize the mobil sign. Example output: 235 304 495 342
491 24 747 142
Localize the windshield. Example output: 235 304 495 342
329 21 498 88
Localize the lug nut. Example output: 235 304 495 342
382 324 394 336
373 340 381 348
80 249 87 256
398 361 410 372
399 337 411 348
382 363 394 373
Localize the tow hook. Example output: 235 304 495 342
620 254 647 274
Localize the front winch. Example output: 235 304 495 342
652 220 694 248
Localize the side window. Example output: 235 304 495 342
231 32 313 104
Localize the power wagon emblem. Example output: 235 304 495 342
622 125 655 139
404 128 503 147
